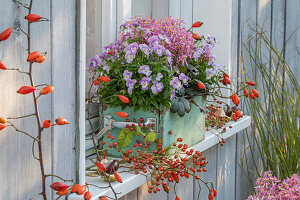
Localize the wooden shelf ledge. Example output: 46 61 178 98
69 116 251 200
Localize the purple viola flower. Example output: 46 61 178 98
126 79 137 94
127 42 139 54
167 56 173 70
165 49 172 57
170 89 176 100
139 44 151 55
205 68 215 79
89 55 101 70
151 81 164 94
154 45 165 57
148 35 160 47
139 77 151 90
138 65 152 76
125 51 135 63
194 48 205 58
142 28 151 38
123 70 132 81
156 72 163 81
179 73 190 85
154 82 164 92
170 77 182 90
103 66 110 74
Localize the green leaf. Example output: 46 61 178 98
152 100 159 109
135 126 146 136
144 132 156 142
117 129 133 148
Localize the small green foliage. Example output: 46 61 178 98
117 128 133 148
144 131 156 142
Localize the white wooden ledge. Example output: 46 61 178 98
68 116 251 200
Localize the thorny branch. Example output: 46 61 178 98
86 84 119 200
6 68 30 75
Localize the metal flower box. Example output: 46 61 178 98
99 96 206 157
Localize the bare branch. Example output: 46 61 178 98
13 0 30 9
7 113 36 120
45 174 74 183
15 25 30 38
29 192 42 200
8 123 38 141
6 68 30 75
32 140 39 160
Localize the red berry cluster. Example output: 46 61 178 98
205 103 230 129
105 137 209 195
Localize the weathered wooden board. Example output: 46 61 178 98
236 0 258 199
193 145 217 200
217 136 236 200
51 0 78 197
169 0 181 19
0 0 78 199
131 0 153 17
285 0 300 83
0 0 53 199
152 0 169 19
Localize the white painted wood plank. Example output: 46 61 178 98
85 117 100 135
272 0 285 52
180 0 193 28
193 0 232 67
51 0 77 194
117 0 132 34
78 0 87 186
152 0 169 19
131 0 152 17
230 0 240 87
193 145 217 200
169 0 181 19
236 1 258 199
0 0 53 199
216 136 236 200
169 176 194 200
101 0 117 47
285 0 300 83
70 117 251 200
119 189 138 200
137 182 168 200
86 0 102 96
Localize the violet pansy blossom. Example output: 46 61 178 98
126 79 137 94
156 72 163 81
170 77 183 90
151 81 164 94
123 70 132 81
205 68 215 80
139 77 151 90
138 65 152 76
165 49 172 57
127 42 139 54
154 45 165 57
148 35 160 47
170 89 176 100
125 51 135 63
139 44 151 55
89 55 101 70
179 73 190 85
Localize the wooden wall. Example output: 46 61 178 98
86 0 300 200
0 0 297 199
0 0 79 199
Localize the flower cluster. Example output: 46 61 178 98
247 171 300 200
88 16 227 111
